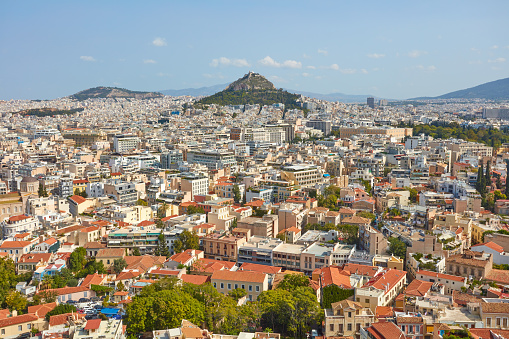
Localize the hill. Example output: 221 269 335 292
71 86 163 101
195 72 301 109
14 107 84 117
412 77 509 100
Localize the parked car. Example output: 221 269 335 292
78 298 90 303
90 297 101 302
66 300 77 305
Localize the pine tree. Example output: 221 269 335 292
476 162 483 193
486 161 491 189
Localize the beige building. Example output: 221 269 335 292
207 205 236 231
480 302 509 329
62 129 107 147
237 214 279 238
280 164 323 188
95 248 125 268
324 300 375 338
0 313 44 338
211 270 268 301
202 233 247 262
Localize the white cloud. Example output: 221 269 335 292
488 57 506 63
302 72 311 77
368 53 385 59
143 59 156 64
210 57 250 67
340 68 357 74
157 72 172 77
468 60 483 65
152 37 167 47
318 49 328 56
306 65 316 69
360 69 369 74
408 50 427 58
259 56 302 69
330 64 340 71
416 65 437 71
80 56 96 62
492 45 499 49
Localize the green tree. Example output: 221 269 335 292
38 185 48 197
387 236 407 259
117 281 126 292
228 288 247 301
232 184 242 203
113 258 128 274
322 285 354 309
496 175 503 189
132 248 141 256
69 247 87 272
187 205 205 215
157 202 168 218
477 161 484 194
358 211 376 221
154 233 170 257
405 187 418 203
5 291 27 314
136 199 148 206
277 274 310 291
173 230 200 254
486 161 492 188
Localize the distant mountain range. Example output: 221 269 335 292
159 84 228 97
71 86 163 101
411 77 509 100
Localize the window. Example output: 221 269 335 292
347 324 352 331
402 325 405 332
248 294 252 301
27 324 31 330
348 312 352 318
256 286 260 292
220 283 224 289
1 329 4 335
18 325 22 331
249 285 253 292
487 318 492 326
241 284 245 289
365 299 369 303
213 283 217 288
329 324 334 332
409 325 413 333
227 284 231 290
234 284 238 289
497 317 501 326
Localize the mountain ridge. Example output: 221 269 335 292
411 77 509 100
70 86 163 101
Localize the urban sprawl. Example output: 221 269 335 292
0 93 509 339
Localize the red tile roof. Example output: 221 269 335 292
240 262 282 275
181 274 210 285
317 266 352 289
0 313 39 328
84 318 102 330
0 241 32 249
28 302 57 318
69 195 86 204
404 279 433 297
8 215 31 222
472 241 504 253
211 270 266 283
416 270 467 283
363 269 406 295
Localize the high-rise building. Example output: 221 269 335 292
306 120 332 136
367 97 375 109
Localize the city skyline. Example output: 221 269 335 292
2 0 509 100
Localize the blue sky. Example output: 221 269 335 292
1 1 508 100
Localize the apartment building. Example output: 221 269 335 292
445 250 493 280
280 164 323 188
104 181 138 205
355 269 407 312
181 172 209 199
186 149 236 170
237 236 283 266
202 233 247 262
359 224 388 255
237 214 279 237
107 225 160 254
